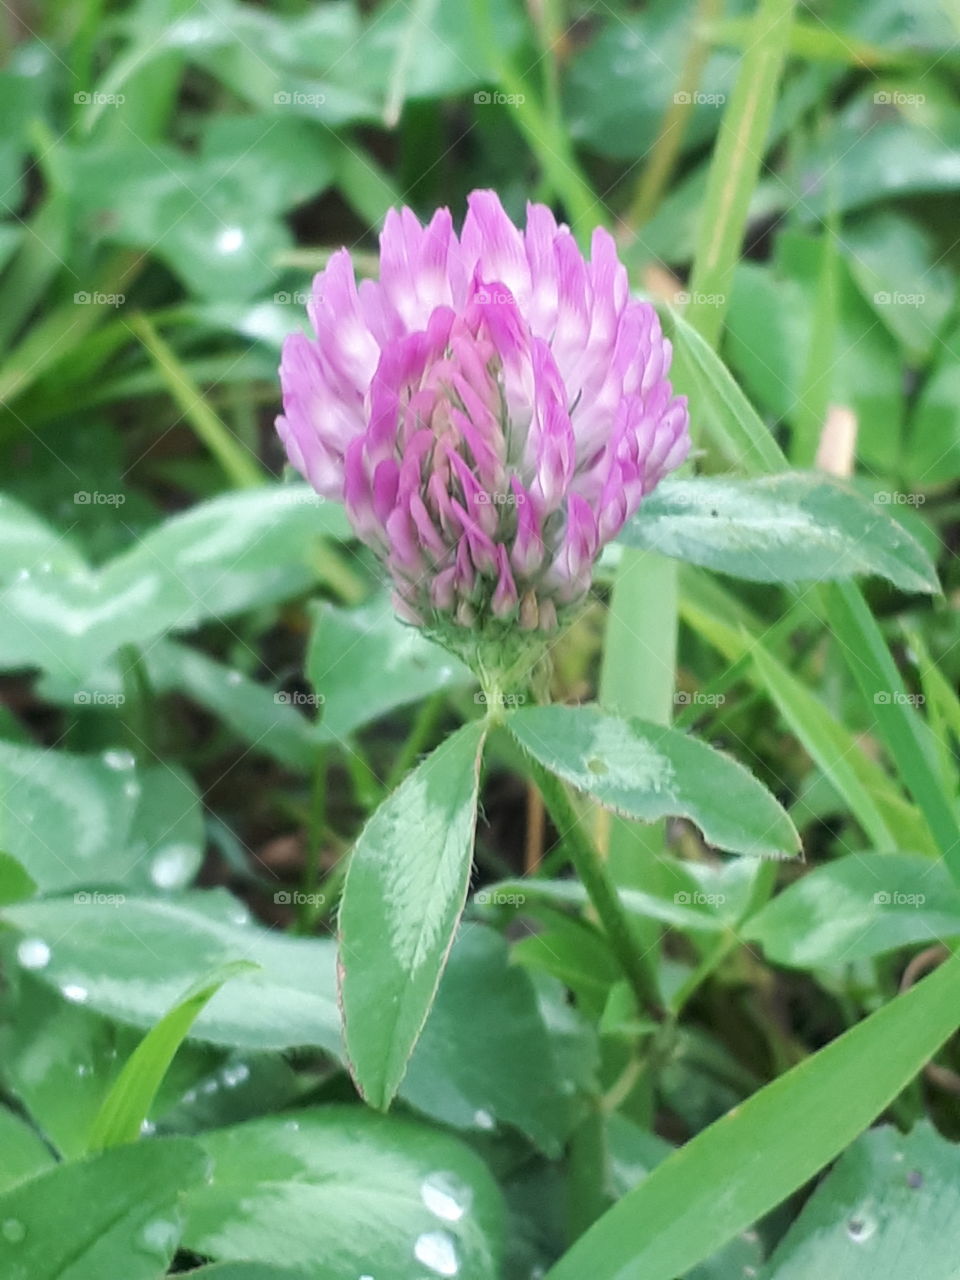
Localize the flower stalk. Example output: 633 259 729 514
525 751 665 1023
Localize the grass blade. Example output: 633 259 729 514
131 312 265 489
87 961 256 1152
548 952 960 1280
686 0 799 348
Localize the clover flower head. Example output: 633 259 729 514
277 190 689 641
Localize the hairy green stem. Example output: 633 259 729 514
527 755 665 1022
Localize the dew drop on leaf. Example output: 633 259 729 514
16 938 50 970
221 1062 250 1088
846 1213 877 1243
149 843 195 889
421 1171 473 1222
414 1230 461 1277
102 748 136 771
138 1218 179 1256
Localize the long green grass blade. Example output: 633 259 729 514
87 961 255 1152
686 0 798 347
548 952 960 1280
825 583 960 876
131 313 265 490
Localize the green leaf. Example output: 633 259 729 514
0 853 35 907
0 486 348 681
759 1121 960 1278
183 1 383 127
87 961 256 1152
0 745 202 894
745 853 960 968
401 926 573 1155
181 1268 312 1280
508 705 799 858
102 485 349 636
0 494 85 587
0 1137 206 1279
149 639 321 772
339 720 487 1108
363 0 526 103
844 212 955 361
183 1106 505 1278
621 472 938 593
0 741 141 892
547 953 960 1280
786 92 960 219
0 981 154 1159
564 1 737 162
0 1107 54 1192
724 233 905 474
200 114 336 208
124 763 205 892
1 892 342 1053
488 876 729 935
307 598 471 740
511 910 620 1014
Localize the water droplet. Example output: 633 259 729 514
284 1119 301 1133
123 780 141 800
149 844 195 890
421 1172 473 1223
472 1108 495 1131
846 1213 876 1243
182 1088 198 1105
140 1119 156 1136
76 1063 91 1077
138 1218 178 1255
225 670 243 686
414 1230 460 1277
17 938 50 970
62 983 89 1004
102 748 135 771
216 227 245 255
906 1168 924 1189
221 1062 250 1088
1 1219 25 1243
15 568 30 582
201 1078 219 1095
586 757 608 775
